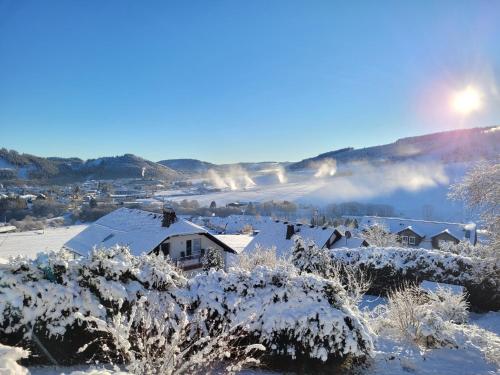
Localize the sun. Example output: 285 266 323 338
451 86 482 115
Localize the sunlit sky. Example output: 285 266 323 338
0 0 499 163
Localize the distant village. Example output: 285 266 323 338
0 175 480 276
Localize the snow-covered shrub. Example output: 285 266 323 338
425 285 469 324
235 245 293 272
0 247 186 365
292 236 334 277
439 241 497 260
201 247 224 271
186 265 374 367
79 293 263 375
330 247 499 310
0 343 29 375
292 237 371 309
380 283 469 349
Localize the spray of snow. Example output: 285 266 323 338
275 165 288 184
141 167 146 178
313 159 337 178
206 167 256 191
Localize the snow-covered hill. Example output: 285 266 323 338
288 126 500 171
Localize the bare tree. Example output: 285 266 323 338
361 223 400 247
449 160 499 252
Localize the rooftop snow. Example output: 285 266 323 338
244 221 336 257
64 208 209 256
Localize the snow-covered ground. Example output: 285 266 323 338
0 225 88 262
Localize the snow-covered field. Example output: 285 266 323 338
0 225 87 262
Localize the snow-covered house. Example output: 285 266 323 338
358 216 477 249
243 220 342 257
64 208 236 272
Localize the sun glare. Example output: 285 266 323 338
451 86 482 115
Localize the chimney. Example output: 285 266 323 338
286 224 295 240
162 208 177 227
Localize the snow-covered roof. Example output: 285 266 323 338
214 234 253 254
65 208 209 256
330 236 367 249
399 225 424 237
358 216 476 244
244 221 336 257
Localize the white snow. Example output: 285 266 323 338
0 225 87 263
0 343 29 375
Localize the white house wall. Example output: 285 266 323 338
161 234 225 260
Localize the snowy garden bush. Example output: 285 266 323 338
330 247 500 311
292 237 371 309
201 247 224 271
235 245 293 272
0 247 186 365
0 246 375 371
185 265 374 369
380 283 469 348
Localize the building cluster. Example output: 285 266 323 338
63 207 478 275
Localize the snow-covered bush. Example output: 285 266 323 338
235 245 292 272
439 241 497 260
292 236 334 277
381 283 469 348
186 265 374 367
292 237 371 309
330 247 499 310
79 293 263 375
0 247 186 365
0 344 29 375
201 247 224 271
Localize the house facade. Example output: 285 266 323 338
64 207 236 273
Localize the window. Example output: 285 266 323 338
161 242 170 256
193 238 201 253
409 236 416 245
402 236 408 244
465 230 471 239
186 240 192 256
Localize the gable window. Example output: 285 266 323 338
402 236 409 244
465 230 471 239
409 236 416 245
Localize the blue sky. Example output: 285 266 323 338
0 0 499 163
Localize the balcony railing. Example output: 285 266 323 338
175 251 204 270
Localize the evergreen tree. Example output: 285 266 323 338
202 247 224 271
